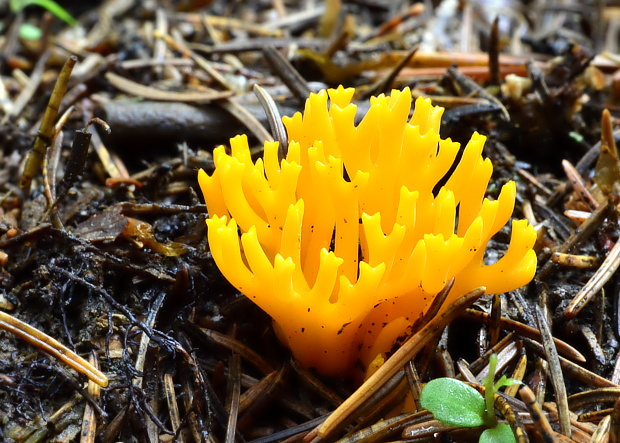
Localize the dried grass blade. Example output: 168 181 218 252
225 354 242 443
198 327 274 375
20 55 75 190
8 50 50 121
105 72 232 102
494 393 528 443
80 352 102 443
291 359 344 408
405 361 423 411
337 412 425 443
519 384 555 442
462 309 586 363
535 305 571 438
591 415 611 443
220 98 274 144
133 291 166 388
0 310 108 387
505 354 527 397
263 45 312 101
564 237 620 319
89 125 124 180
253 84 287 158
526 337 618 388
610 397 620 443
489 293 502 347
568 387 620 410
163 372 183 438
562 159 599 210
362 44 419 98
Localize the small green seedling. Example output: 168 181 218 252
10 0 76 40
420 354 518 443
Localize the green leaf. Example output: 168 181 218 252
420 378 486 427
483 354 498 426
494 375 519 391
480 424 517 443
19 23 42 40
10 0 23 13
12 0 76 26
569 131 584 144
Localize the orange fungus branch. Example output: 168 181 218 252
198 87 537 376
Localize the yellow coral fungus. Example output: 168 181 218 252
198 87 537 377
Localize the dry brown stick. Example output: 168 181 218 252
402 419 455 439
602 109 618 155
41 104 78 228
580 325 607 365
329 371 408 439
306 286 485 442
545 399 595 438
465 334 516 376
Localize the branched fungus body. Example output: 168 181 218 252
198 87 537 376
